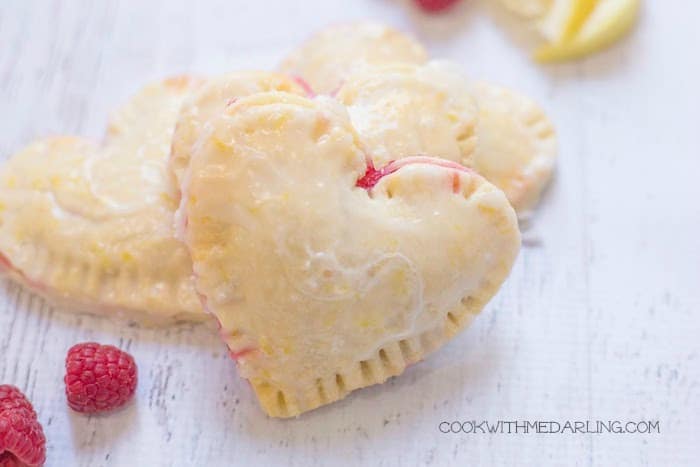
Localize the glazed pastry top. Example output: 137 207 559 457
170 71 308 188
337 61 478 166
337 61 557 214
279 21 427 94
183 92 520 416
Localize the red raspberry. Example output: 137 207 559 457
0 385 46 467
64 343 138 414
415 0 461 13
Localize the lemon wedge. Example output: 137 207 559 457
537 0 598 42
535 0 640 62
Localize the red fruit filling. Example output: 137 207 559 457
356 155 472 190
292 76 315 97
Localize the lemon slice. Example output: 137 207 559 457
537 0 599 42
535 0 640 62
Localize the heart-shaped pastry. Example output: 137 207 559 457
279 21 427 94
170 71 308 188
0 77 205 324
182 92 520 417
336 61 558 215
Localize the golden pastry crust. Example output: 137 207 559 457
336 62 478 166
0 77 206 324
170 71 308 189
336 62 557 214
279 21 427 95
468 81 557 214
183 92 520 417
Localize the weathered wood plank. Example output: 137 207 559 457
0 0 698 465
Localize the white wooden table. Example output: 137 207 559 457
1 1 698 465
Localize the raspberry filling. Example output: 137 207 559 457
292 76 315 97
356 155 472 190
229 348 256 360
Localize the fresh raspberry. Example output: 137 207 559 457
0 385 46 467
64 343 138 414
415 0 461 13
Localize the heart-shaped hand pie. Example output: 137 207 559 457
279 21 427 94
170 71 308 188
182 92 520 417
0 77 205 324
336 61 558 215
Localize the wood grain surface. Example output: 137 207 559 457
1 1 698 466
